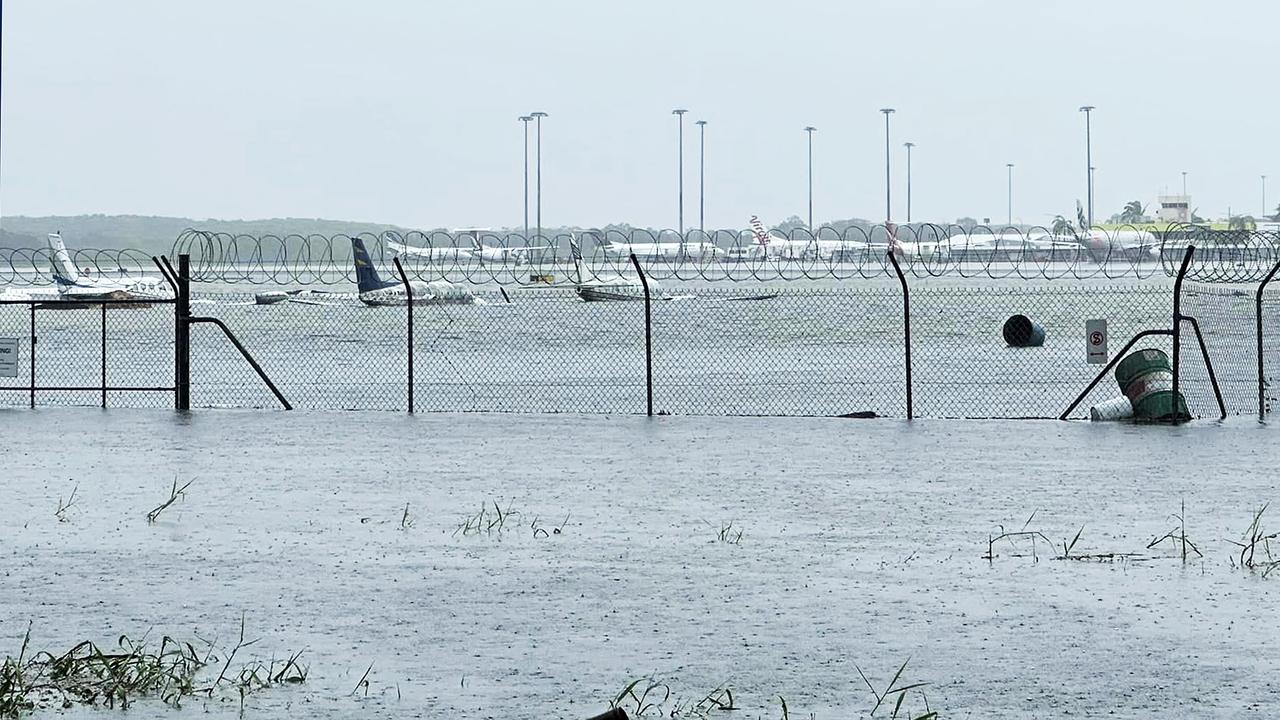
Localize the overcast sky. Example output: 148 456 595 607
1 1 1276 230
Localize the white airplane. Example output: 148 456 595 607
733 216 812 260
568 237 658 301
0 286 61 302
882 225 949 261
1082 229 1161 261
351 237 476 306
952 231 1089 259
809 237 870 261
48 233 172 300
456 228 553 265
597 235 721 261
384 231 476 264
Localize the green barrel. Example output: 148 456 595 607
1114 348 1190 422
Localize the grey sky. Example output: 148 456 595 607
1 0 1276 230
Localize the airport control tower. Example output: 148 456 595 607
1157 195 1191 223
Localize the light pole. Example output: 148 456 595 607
1090 166 1096 222
804 126 817 229
1264 175 1268 218
1006 163 1014 225
1181 171 1187 197
880 108 895 223
530 111 548 238
904 142 915 223
519 115 532 238
696 120 707 232
1079 105 1095 227
672 109 687 234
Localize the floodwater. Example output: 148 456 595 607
2 409 1278 718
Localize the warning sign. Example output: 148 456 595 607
1086 319 1107 364
0 338 17 378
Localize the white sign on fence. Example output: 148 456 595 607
1086 319 1108 364
0 338 17 378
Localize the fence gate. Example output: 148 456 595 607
0 297 178 409
0 255 288 411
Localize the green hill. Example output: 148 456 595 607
0 215 419 255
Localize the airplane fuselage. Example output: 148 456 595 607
358 281 476 306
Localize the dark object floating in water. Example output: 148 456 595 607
725 293 781 302
1002 314 1046 347
585 709 630 720
838 410 878 419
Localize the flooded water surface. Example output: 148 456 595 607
2 410 1278 718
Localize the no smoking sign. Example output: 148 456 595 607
1086 319 1108 364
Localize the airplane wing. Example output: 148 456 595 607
0 287 62 302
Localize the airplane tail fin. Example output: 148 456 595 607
885 221 904 258
568 235 585 283
351 236 394 293
47 232 81 286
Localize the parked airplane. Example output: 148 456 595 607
569 237 658 301
384 231 476 264
726 216 811 260
48 233 173 300
883 225 949 261
456 228 553 265
351 237 476 306
951 231 1089 260
1083 229 1161 261
597 235 721 261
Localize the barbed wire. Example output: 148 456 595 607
1 224 1276 286
0 247 159 286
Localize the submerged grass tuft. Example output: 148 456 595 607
855 658 937 720
1229 503 1279 577
1146 498 1202 564
985 510 1143 563
0 618 305 717
452 499 566 540
147 477 195 524
54 484 78 524
714 521 744 545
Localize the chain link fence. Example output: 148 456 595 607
170 281 1180 419
1177 282 1260 418
913 284 1172 418
0 300 175 408
4 242 1280 420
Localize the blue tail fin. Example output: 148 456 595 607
351 236 395 293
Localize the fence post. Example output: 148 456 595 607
629 253 653 416
101 303 108 409
393 257 414 413
1171 245 1195 414
1256 260 1280 420
176 254 191 410
887 249 913 419
29 304 36 409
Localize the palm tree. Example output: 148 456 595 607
1051 215 1074 235
1118 200 1147 224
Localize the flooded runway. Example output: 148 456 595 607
2 409 1278 718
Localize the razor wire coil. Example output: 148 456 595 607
2 224 1276 287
